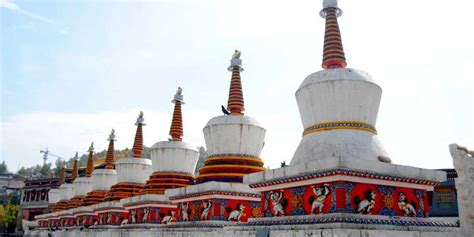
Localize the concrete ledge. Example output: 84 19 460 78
165 181 259 198
120 194 171 206
244 156 447 184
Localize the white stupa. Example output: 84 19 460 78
83 130 118 206
195 50 266 184
141 87 199 195
104 112 152 201
291 0 390 165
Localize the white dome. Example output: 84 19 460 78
203 115 266 157
296 68 381 128
291 68 389 165
59 183 74 200
150 141 198 174
115 157 152 184
91 169 117 191
72 177 92 197
48 189 61 204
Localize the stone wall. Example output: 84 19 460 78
27 227 460 237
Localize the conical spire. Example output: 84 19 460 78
169 87 184 141
132 111 145 158
85 142 94 177
58 166 65 185
105 129 116 169
226 50 245 115
320 0 346 69
71 152 79 180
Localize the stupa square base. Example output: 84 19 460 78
56 210 76 228
91 201 128 226
67 195 86 209
245 156 446 219
141 171 194 195
166 181 262 222
83 190 109 206
72 206 97 227
120 194 178 225
103 182 145 201
52 200 70 212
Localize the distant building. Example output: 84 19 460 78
20 151 130 221
429 169 458 217
21 177 60 221
0 175 24 203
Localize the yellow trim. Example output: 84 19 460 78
303 121 377 136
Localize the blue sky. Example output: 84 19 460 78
1 0 473 172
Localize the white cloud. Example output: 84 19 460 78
0 0 54 24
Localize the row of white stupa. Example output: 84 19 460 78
44 50 266 219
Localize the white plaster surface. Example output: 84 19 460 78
115 158 152 184
59 183 74 201
244 156 447 185
150 141 198 174
91 169 118 191
292 68 388 165
291 130 389 165
120 194 170 207
91 201 124 213
48 188 61 204
72 177 92 197
72 206 94 215
296 68 381 127
203 115 266 157
165 181 259 198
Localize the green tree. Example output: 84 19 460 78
0 161 8 174
39 163 52 178
7 192 20 205
15 167 31 179
0 203 20 233
53 157 64 177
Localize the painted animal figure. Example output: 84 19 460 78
201 200 212 220
120 219 128 226
181 203 189 221
354 190 377 214
106 213 112 224
227 204 246 221
310 184 331 214
142 208 150 223
398 192 417 216
160 211 176 224
270 190 285 216
130 209 136 223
